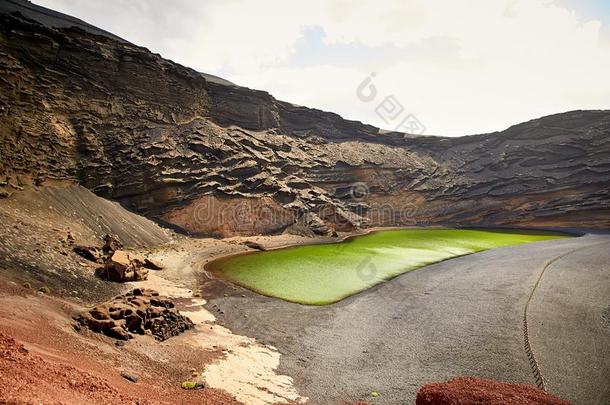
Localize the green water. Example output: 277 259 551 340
208 228 570 305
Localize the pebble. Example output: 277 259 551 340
120 371 139 383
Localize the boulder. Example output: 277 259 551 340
143 258 164 270
102 234 123 256
416 377 572 405
75 289 193 341
107 326 131 341
73 245 103 263
103 250 148 282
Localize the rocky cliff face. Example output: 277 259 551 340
1 3 609 235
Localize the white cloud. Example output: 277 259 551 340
35 0 610 135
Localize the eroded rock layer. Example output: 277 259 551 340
1 3 609 234
75 288 194 341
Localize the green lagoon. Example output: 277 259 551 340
208 228 570 305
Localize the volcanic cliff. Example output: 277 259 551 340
1 0 609 236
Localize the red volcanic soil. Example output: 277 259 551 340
416 377 571 405
0 331 143 404
0 280 241 405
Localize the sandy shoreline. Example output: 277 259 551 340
130 234 319 405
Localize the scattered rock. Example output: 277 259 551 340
73 245 103 263
143 258 164 270
102 234 123 256
75 288 194 341
416 377 572 405
120 371 139 383
102 250 148 282
38 286 50 294
242 240 266 251
181 381 204 390
107 326 131 341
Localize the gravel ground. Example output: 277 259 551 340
209 233 610 405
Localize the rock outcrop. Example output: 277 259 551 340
0 2 609 235
75 288 194 341
102 250 148 282
416 377 571 405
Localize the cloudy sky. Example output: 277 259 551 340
37 0 610 136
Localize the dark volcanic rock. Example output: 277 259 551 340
102 234 123 256
75 288 194 341
0 4 609 233
143 258 164 270
73 245 103 263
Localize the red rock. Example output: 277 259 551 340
416 377 572 405
103 251 148 282
107 326 130 341
102 234 123 255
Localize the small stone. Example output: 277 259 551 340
181 381 204 390
143 258 164 270
73 245 102 263
120 371 138 383
108 326 130 340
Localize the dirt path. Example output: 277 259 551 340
208 233 610 404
